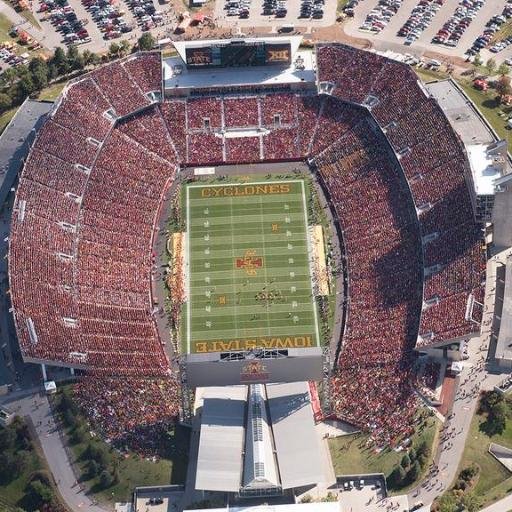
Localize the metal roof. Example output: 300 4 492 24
0 99 52 206
496 255 512 363
195 386 247 492
266 382 324 489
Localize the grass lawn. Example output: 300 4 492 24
37 80 67 101
458 404 512 506
491 20 512 45
414 67 449 83
67 431 187 504
0 450 42 509
457 80 512 152
0 106 17 134
18 9 42 30
329 409 439 493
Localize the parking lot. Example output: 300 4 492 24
213 0 337 29
24 0 177 53
343 0 512 64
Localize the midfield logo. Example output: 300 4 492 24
235 249 263 276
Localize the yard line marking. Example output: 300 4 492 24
259 195 272 338
229 196 240 340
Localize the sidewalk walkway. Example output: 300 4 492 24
3 392 109 512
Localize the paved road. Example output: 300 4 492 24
407 340 489 507
1 392 109 512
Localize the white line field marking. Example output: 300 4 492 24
259 195 272 338
301 180 321 348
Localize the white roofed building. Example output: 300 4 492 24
162 37 316 95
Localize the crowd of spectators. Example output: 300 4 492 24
315 42 485 347
226 136 261 163
8 45 487 451
52 78 113 142
91 61 151 117
187 97 222 130
9 53 174 377
74 376 180 456
159 93 329 164
122 52 162 96
224 97 259 128
159 100 187 161
118 106 178 164
417 360 441 391
315 118 423 447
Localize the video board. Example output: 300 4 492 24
185 47 213 67
185 42 291 68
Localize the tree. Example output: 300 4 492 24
480 390 503 414
437 493 458 512
0 426 16 451
473 53 483 68
408 447 417 462
29 57 49 90
27 480 53 505
389 465 406 488
496 75 512 101
400 453 411 468
63 408 77 428
416 439 428 459
86 459 100 478
67 45 84 71
83 443 109 468
99 469 113 489
51 47 70 76
462 492 481 512
82 50 100 67
108 42 121 59
59 389 78 415
70 426 86 445
138 32 155 52
119 39 131 57
488 400 507 435
0 92 12 112
0 67 19 88
486 57 497 76
406 460 421 484
498 62 510 76
0 452 17 482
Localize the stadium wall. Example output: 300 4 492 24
186 348 323 387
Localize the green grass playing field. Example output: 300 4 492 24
183 179 320 355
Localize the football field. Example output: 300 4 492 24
184 179 320 355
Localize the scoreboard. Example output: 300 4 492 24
185 41 292 68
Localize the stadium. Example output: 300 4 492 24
5 35 488 504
